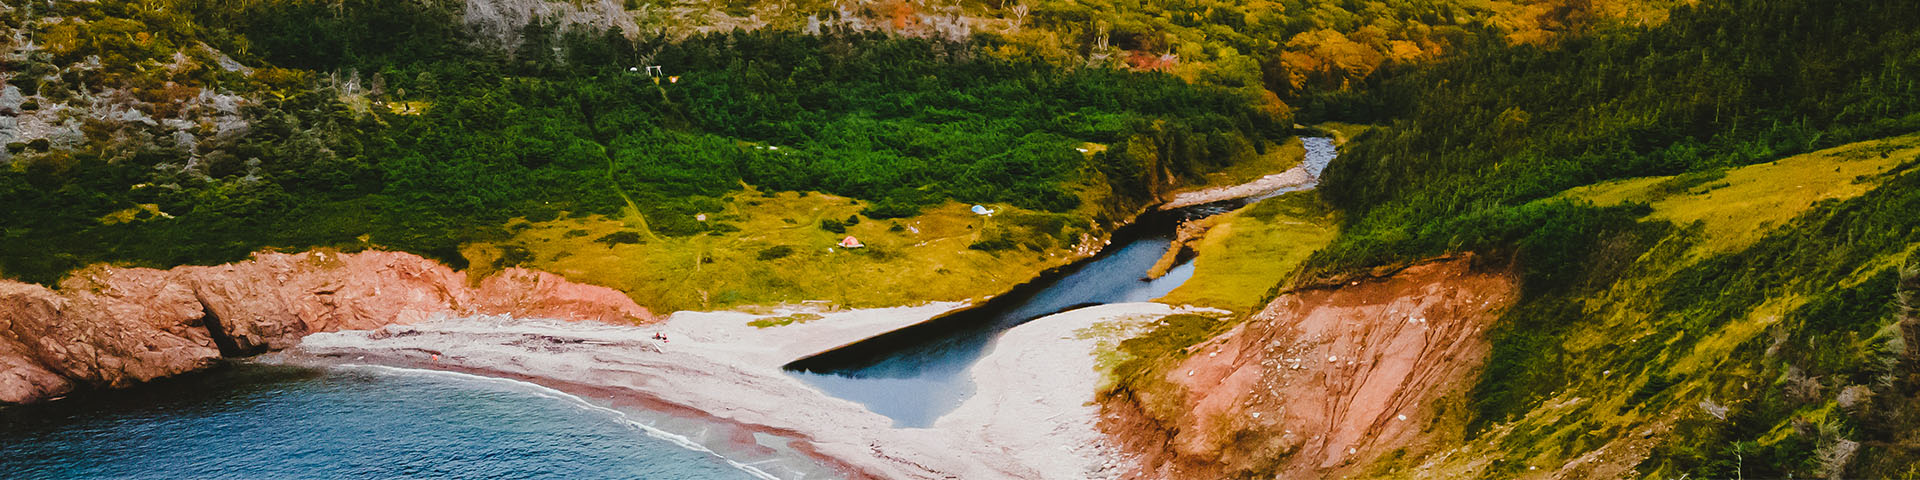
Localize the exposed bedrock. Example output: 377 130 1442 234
0 250 654 405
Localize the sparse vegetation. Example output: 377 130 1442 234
748 312 824 328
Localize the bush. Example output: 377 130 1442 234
756 245 796 260
819 219 846 234
967 237 1017 251
594 231 644 245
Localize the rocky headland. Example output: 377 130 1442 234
0 250 654 405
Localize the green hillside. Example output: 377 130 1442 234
7 0 1920 475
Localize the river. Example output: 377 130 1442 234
786 137 1338 428
0 137 1336 478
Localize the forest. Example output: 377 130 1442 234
1295 0 1920 476
8 0 1920 476
0 0 1278 283
1311 0 1920 276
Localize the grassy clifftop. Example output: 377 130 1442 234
1440 133 1920 478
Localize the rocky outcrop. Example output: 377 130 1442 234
1104 257 1516 478
0 250 655 405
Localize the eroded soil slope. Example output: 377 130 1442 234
1107 257 1515 478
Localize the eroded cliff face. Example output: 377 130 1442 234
0 250 654 405
1106 257 1516 478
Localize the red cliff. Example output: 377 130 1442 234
0 250 654 405
1106 257 1516 478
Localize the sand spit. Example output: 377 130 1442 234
1158 136 1338 210
292 301 1199 479
939 302 1220 480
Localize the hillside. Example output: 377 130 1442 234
1100 0 1920 477
8 0 1920 477
1 0 1287 311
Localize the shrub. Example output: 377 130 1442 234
756 245 796 260
594 231 644 245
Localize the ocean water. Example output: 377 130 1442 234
0 363 774 480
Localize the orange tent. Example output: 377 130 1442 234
839 236 865 248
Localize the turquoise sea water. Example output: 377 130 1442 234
0 363 774 479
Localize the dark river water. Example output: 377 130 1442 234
789 230 1197 427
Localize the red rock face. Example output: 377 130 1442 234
0 250 656 405
1105 257 1517 479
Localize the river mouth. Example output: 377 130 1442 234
785 136 1337 428
0 361 803 480
1 137 1337 477
783 209 1198 428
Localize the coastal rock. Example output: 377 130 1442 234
0 270 219 404
473 267 653 324
1105 257 1516 478
0 250 657 405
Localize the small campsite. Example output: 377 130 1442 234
462 187 1096 313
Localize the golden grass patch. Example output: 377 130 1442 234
468 189 1095 313
1564 133 1920 257
1175 137 1307 193
1157 192 1339 312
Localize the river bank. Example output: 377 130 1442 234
1158 137 1339 211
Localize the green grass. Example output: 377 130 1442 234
1074 313 1169 391
1563 132 1920 257
1395 135 1920 478
1157 191 1339 312
1313 122 1374 145
748 312 823 328
466 188 1099 312
1103 313 1236 422
1172 137 1306 194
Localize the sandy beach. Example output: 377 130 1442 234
937 302 1214 479
285 300 1199 479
